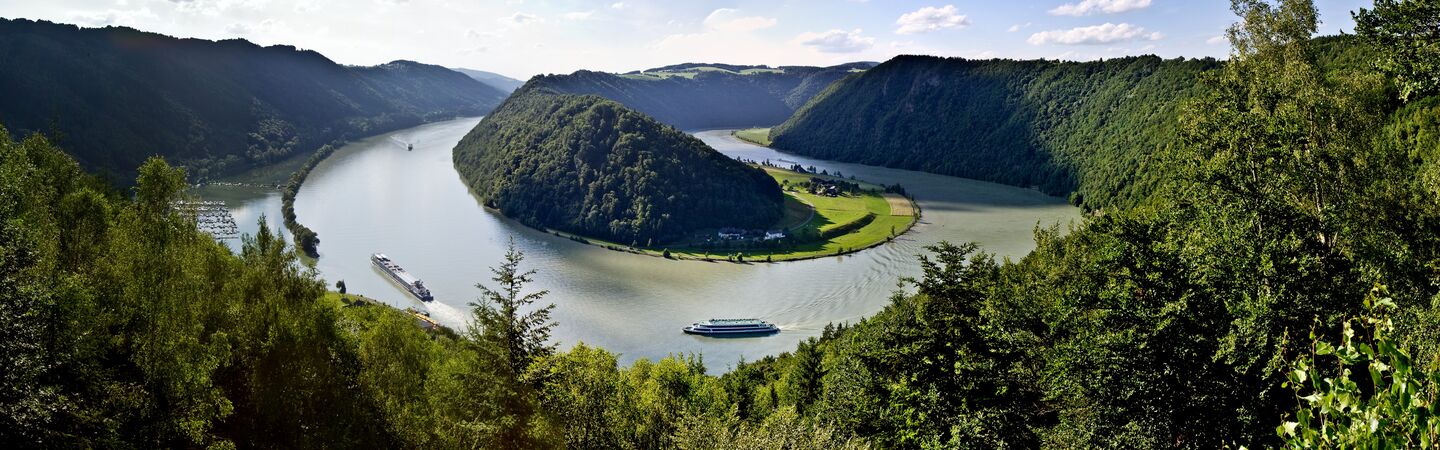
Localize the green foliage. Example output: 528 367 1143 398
0 18 504 182
0 182 57 445
1355 0 1440 101
469 238 557 377
8 1 1440 448
672 406 871 450
770 54 1221 210
0 126 560 448
279 142 338 257
721 3 1440 448
1278 286 1440 447
453 88 784 244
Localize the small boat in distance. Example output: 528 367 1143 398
371 253 434 301
683 319 780 337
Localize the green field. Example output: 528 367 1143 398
734 128 772 146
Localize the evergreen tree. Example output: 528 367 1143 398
469 237 557 377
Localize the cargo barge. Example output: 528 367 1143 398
371 253 434 302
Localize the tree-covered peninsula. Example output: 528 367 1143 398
453 86 784 245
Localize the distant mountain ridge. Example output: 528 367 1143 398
0 18 509 181
524 61 877 130
452 68 525 92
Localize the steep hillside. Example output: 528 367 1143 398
0 19 508 181
453 87 784 244
527 62 875 130
770 54 1221 209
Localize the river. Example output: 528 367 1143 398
204 117 1082 371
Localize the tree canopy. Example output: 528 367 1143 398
4 0 1440 448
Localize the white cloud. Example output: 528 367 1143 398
223 18 277 36
465 28 500 40
1027 22 1163 45
563 11 594 21
293 1 320 13
795 29 875 53
498 12 540 27
68 8 158 26
1206 35 1227 45
167 0 273 15
647 9 781 61
610 2 626 10
1049 0 1152 16
895 5 969 35
703 8 777 32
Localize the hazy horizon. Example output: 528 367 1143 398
2 0 1372 86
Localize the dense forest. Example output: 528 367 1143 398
740 1 1440 446
453 86 784 244
0 19 507 182
3 0 1440 448
768 54 1228 210
525 62 875 130
769 36 1388 212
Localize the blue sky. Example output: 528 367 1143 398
1 0 1374 79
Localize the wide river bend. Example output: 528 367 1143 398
206 117 1082 371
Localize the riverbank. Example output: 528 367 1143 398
280 142 344 257
324 290 462 338
282 122 1079 371
537 165 921 263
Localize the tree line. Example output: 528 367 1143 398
2 0 1439 448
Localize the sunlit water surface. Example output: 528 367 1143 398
204 117 1082 371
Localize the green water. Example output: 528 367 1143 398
202 117 1082 371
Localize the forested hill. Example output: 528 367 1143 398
453 86 784 244
524 62 874 130
770 54 1223 210
0 19 508 182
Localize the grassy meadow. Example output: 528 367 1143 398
734 128 772 146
